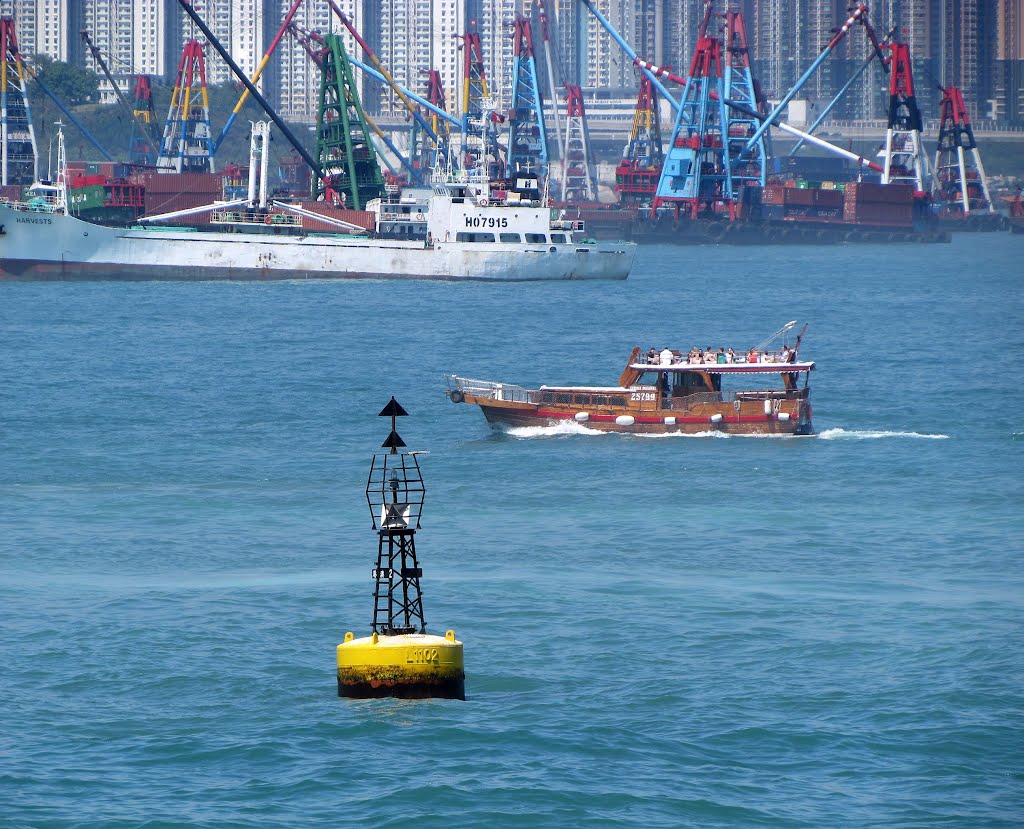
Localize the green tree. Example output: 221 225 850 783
38 60 100 106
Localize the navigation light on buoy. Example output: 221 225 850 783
336 397 465 700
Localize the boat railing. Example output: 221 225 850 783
8 195 65 214
211 210 302 227
449 376 533 404
378 207 428 223
638 350 802 367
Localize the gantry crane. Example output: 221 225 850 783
506 15 548 180
932 85 994 216
560 84 598 203
458 31 505 180
313 33 384 208
156 40 214 173
880 41 927 191
1 17 37 185
614 74 662 206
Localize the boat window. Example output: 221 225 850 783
672 371 713 396
499 232 521 243
550 233 566 244
555 393 570 404
525 233 547 243
455 232 496 242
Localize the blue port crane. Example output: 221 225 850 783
505 15 548 180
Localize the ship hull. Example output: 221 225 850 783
0 205 634 282
471 399 813 436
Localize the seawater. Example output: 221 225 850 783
2 234 1022 828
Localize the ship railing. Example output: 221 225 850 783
378 207 428 223
9 195 64 213
448 376 533 404
211 210 302 227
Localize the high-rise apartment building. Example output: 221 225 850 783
369 0 469 118
0 0 73 62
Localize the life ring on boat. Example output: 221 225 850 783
707 221 727 242
265 215 273 224
448 389 465 403
415 212 424 221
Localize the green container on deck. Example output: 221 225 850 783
68 184 106 213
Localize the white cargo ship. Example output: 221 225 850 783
0 129 634 283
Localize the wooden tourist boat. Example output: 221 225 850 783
447 323 815 436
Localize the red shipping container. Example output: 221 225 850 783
784 187 816 206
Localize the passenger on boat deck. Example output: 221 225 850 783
726 347 736 363
688 349 701 364
660 347 674 366
716 348 727 364
647 348 658 363
703 349 717 364
781 345 792 363
747 348 758 363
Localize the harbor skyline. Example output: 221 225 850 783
1 0 1021 125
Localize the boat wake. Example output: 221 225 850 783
502 421 607 439
817 428 950 440
502 424 790 439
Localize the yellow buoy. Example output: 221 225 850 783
336 398 466 700
337 629 464 699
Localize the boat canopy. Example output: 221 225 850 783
629 361 815 374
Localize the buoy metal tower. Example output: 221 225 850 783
458 32 504 180
313 33 384 209
880 41 926 191
560 84 598 203
931 85 994 215
506 16 548 180
651 3 732 219
723 9 766 191
129 75 157 166
157 40 214 173
337 398 465 700
614 75 662 206
0 17 37 186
